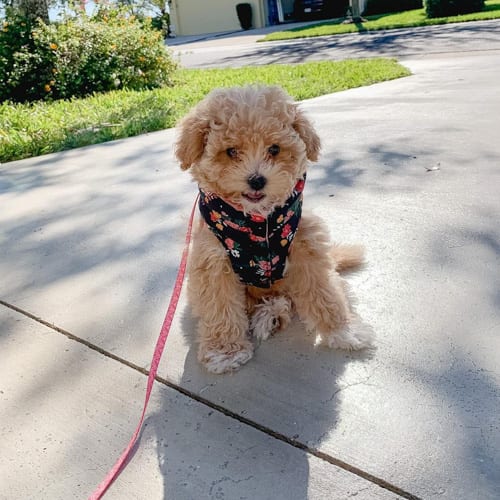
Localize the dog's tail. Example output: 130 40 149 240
330 243 365 272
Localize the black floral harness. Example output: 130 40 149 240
198 177 305 288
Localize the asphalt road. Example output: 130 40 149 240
172 18 500 68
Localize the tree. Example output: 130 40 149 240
117 0 169 17
2 0 51 22
117 0 171 37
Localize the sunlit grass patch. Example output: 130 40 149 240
0 58 410 163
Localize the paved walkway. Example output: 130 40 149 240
1 27 499 500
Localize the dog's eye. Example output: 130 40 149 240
268 144 280 156
226 147 238 158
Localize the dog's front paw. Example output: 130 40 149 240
326 318 375 351
250 296 292 341
199 341 254 374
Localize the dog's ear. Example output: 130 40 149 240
293 107 321 162
175 107 210 170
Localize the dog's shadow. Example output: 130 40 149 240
147 304 375 499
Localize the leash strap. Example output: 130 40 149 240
89 196 198 500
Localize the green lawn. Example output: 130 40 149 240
261 0 500 41
0 58 410 163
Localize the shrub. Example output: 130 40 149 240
424 0 485 17
0 13 48 102
0 6 177 103
151 11 171 38
364 0 422 16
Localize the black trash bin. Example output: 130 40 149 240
236 3 252 30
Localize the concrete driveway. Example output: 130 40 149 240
1 26 499 500
171 19 500 68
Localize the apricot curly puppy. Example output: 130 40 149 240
176 85 374 374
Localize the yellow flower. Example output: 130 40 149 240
50 80 55 86
52 68 57 74
44 84 51 92
139 56 145 62
110 44 116 50
49 43 58 50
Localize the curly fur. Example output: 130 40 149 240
176 85 374 374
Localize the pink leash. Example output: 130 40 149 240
89 196 198 500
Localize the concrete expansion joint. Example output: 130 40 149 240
0 298 422 500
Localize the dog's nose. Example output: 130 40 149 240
247 175 267 191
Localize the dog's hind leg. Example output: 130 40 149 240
285 215 374 350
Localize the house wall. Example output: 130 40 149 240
169 0 366 38
170 0 265 36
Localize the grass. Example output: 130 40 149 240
261 0 500 41
0 58 410 163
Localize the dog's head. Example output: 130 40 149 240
175 85 321 215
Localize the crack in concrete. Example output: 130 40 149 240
209 475 255 497
0 299 422 500
324 376 378 404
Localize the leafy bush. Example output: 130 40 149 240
424 0 485 17
364 0 422 16
0 13 45 102
151 11 171 37
0 6 177 102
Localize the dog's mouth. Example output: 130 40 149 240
243 191 266 203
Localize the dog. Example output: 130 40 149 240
175 85 374 374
